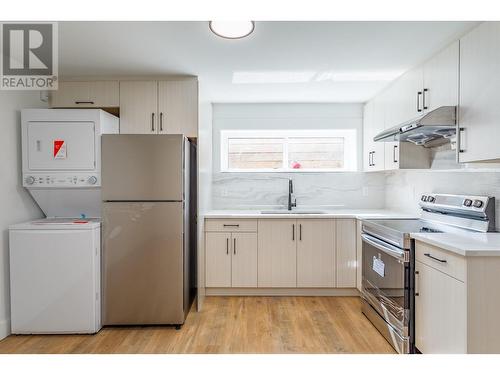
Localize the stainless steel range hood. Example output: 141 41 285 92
373 106 456 147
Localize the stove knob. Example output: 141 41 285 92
463 199 473 207
427 196 435 203
88 176 98 185
473 200 484 208
25 176 35 185
421 195 427 202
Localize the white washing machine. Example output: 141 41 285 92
9 218 101 334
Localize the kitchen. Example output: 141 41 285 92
1 3 500 372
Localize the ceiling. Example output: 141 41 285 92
58 21 477 103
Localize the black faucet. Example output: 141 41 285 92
288 178 297 211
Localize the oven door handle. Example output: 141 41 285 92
361 233 406 261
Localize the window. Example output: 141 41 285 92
221 130 357 172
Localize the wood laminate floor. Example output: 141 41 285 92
0 296 395 354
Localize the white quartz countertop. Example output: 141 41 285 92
411 232 500 257
204 209 417 220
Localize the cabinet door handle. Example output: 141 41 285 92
75 100 94 104
226 238 229 255
292 224 295 241
422 88 428 110
416 91 423 112
415 270 420 296
424 253 447 263
458 127 466 154
372 151 376 166
233 238 236 255
223 224 240 227
299 224 302 241
393 145 398 163
151 113 155 132
160 112 163 132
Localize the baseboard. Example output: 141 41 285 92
0 318 10 341
205 288 360 296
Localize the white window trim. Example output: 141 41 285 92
220 129 357 173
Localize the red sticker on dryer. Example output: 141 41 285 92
53 140 66 159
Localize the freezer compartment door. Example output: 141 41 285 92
27 121 96 171
102 135 184 201
103 202 185 325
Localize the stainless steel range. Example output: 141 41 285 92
361 193 496 354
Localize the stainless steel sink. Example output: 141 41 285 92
260 210 327 215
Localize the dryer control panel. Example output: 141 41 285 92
23 174 100 187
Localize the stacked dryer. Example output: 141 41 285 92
9 109 118 334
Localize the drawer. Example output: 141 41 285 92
205 219 257 232
415 241 466 282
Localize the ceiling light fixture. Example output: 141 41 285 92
209 21 255 39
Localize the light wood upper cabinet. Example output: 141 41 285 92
296 219 335 287
458 22 500 162
119 81 158 134
50 81 119 108
231 232 258 288
119 79 198 136
423 40 459 113
258 219 297 288
205 232 232 287
335 219 357 287
158 80 198 137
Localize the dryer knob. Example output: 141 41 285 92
88 176 98 185
25 176 35 185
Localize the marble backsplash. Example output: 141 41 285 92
212 172 386 210
385 170 500 229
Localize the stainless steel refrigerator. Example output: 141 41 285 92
101 134 196 327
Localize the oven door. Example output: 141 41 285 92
361 233 410 337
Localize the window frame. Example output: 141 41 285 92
220 129 357 173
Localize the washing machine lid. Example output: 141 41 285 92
9 218 101 230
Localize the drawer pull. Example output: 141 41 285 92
75 101 94 104
424 253 447 263
223 224 240 227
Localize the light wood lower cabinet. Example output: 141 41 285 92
258 219 297 287
415 260 467 353
356 219 363 292
205 231 257 288
336 219 357 287
206 218 358 292
414 240 500 353
231 232 258 287
205 232 232 287
297 219 335 287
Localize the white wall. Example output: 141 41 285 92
196 100 213 310
211 103 386 210
385 170 500 229
0 91 46 340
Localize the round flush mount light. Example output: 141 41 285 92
209 21 255 39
